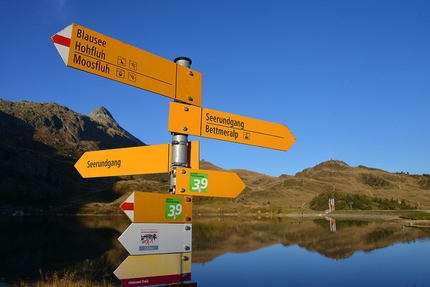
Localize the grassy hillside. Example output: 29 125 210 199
77 159 430 215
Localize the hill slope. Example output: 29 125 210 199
192 159 430 212
1 99 429 213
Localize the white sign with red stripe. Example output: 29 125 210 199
121 192 135 222
52 25 72 65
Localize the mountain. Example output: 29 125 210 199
0 99 144 211
1 99 429 213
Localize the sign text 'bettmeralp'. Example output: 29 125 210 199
168 101 296 151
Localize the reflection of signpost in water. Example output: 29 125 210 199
113 253 192 287
329 218 337 232
118 223 192 255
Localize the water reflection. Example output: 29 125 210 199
192 216 429 262
192 216 430 287
1 215 429 285
328 217 336 232
0 216 129 284
193 239 430 287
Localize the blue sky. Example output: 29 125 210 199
1 1 429 176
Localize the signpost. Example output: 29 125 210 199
74 141 200 178
120 192 193 223
118 223 192 255
74 144 170 178
114 253 192 287
168 101 296 151
52 24 202 106
175 168 246 198
52 23 296 287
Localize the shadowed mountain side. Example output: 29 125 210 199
0 100 145 157
0 99 144 210
191 217 429 263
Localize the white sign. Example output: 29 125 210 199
118 223 192 255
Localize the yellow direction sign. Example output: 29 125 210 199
52 24 202 106
120 192 193 223
175 168 245 198
75 141 200 178
114 253 191 287
168 101 296 151
75 144 168 178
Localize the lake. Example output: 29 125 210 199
0 215 429 287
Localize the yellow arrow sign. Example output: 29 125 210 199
114 253 191 287
175 168 245 198
120 192 193 223
168 101 296 151
52 24 202 106
74 141 200 178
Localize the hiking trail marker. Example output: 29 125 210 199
168 101 296 151
52 23 202 106
74 141 199 178
120 192 193 223
175 168 246 198
74 144 170 178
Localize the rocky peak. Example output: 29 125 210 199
0 99 145 155
0 98 147 207
88 106 115 126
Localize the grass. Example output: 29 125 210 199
400 211 430 220
11 271 121 287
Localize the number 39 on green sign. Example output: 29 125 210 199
190 172 208 193
165 198 182 220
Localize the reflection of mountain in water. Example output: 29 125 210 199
0 217 129 283
2 216 429 284
192 217 430 262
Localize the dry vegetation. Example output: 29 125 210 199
79 159 430 216
190 159 430 213
11 271 121 287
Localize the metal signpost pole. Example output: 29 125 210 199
170 56 192 284
169 57 192 195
